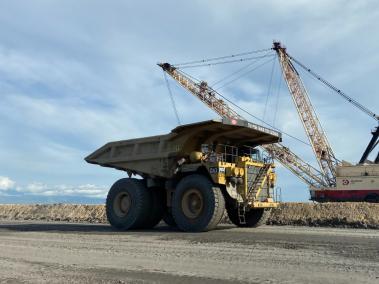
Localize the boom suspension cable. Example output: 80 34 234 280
173 48 272 66
214 57 275 91
163 71 181 125
288 54 379 121
174 53 275 69
273 68 283 126
211 59 263 88
205 85 311 146
162 48 311 146
263 58 276 120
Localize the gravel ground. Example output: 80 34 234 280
0 221 378 283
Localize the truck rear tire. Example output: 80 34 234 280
172 174 225 232
106 178 151 230
226 203 271 228
141 187 166 229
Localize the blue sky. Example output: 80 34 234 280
0 0 378 203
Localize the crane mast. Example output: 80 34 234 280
159 62 328 188
273 42 339 186
285 52 379 164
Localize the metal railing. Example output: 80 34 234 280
273 186 282 202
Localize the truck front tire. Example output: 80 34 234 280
226 203 271 228
106 178 151 230
172 174 225 232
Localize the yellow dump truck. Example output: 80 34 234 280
85 118 281 232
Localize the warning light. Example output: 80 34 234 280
231 119 237 125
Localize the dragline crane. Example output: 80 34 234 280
158 63 328 188
160 41 379 203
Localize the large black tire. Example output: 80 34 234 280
226 202 271 228
141 187 166 229
172 174 225 232
106 178 151 230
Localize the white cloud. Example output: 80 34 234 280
0 176 15 190
18 182 107 198
23 182 47 193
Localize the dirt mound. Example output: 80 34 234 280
0 203 378 229
268 202 379 229
0 204 106 223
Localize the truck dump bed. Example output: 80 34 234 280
85 118 281 178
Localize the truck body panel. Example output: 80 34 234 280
85 118 281 179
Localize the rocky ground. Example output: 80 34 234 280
0 202 378 228
0 221 378 283
1 203 378 283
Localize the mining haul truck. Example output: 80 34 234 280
85 118 282 232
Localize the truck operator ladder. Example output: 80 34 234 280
273 42 339 186
159 62 328 188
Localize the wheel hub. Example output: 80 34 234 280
113 192 131 217
181 188 204 219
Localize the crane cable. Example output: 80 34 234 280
263 58 276 120
166 46 379 146
163 71 181 125
164 53 311 146
273 67 283 126
288 54 379 122
211 55 270 87
173 48 272 67
203 81 311 146
174 53 275 69
176 56 274 88
214 56 275 91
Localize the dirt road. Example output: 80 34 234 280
0 221 378 283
